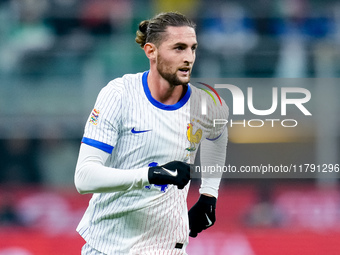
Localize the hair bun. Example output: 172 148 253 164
139 20 149 34
135 20 149 48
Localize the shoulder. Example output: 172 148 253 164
121 72 144 85
189 83 229 120
106 72 143 91
99 72 144 99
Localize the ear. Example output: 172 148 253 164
144 43 157 61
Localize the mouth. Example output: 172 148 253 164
178 67 191 75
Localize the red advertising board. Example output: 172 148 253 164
0 184 339 255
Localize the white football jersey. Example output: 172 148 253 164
77 71 228 254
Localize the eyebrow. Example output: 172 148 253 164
173 42 198 48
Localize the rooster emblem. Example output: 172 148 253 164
186 123 203 151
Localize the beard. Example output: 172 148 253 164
156 54 191 87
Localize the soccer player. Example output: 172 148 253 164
75 12 228 255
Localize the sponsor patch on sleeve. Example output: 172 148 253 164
89 108 100 125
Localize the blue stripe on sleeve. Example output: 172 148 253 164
206 128 227 141
206 133 222 141
82 137 114 154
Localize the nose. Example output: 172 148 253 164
184 48 195 64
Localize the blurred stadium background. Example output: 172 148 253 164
0 0 340 254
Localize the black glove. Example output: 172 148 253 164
188 194 216 237
148 161 191 189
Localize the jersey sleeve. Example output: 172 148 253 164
206 96 229 141
199 128 228 198
82 79 124 154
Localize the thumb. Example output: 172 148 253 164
189 231 198 238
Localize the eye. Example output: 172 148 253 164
175 46 185 51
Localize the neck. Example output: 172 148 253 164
147 69 186 105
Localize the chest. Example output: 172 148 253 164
120 106 190 153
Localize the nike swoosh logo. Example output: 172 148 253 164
131 128 152 134
161 167 178 177
205 213 213 227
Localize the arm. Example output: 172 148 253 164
199 128 228 198
74 143 191 194
74 143 150 194
189 128 228 237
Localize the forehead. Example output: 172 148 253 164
162 26 197 45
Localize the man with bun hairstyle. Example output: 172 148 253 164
75 12 228 254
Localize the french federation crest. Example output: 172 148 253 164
186 119 202 152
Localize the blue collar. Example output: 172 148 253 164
142 70 191 111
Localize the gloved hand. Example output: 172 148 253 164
148 161 190 189
188 194 216 237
